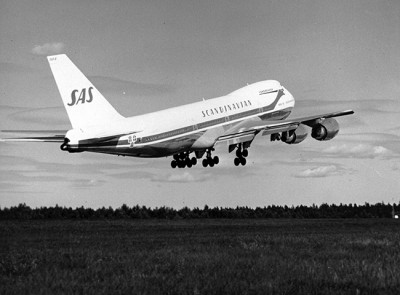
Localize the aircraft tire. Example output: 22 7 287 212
202 159 208 167
242 149 249 158
234 158 240 166
240 157 247 166
236 149 242 158
171 160 177 168
191 157 197 165
213 156 219 165
209 161 214 167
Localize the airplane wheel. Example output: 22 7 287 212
242 149 249 158
187 162 192 168
179 162 186 168
209 160 214 167
236 149 242 158
240 157 247 166
202 159 208 167
234 158 240 166
213 156 219 165
171 160 177 168
173 154 179 161
191 157 197 165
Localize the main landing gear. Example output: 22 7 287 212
171 143 251 168
171 149 219 169
233 143 248 166
171 152 197 168
202 149 219 168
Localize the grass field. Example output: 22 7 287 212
1 219 400 294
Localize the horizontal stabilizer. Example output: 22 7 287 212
1 130 66 142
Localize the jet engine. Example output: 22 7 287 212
281 124 308 144
311 118 339 141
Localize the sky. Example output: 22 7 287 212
1 0 399 209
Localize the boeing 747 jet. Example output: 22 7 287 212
2 54 354 168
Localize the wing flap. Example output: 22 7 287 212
261 123 299 136
217 130 257 146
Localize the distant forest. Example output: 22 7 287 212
0 203 399 220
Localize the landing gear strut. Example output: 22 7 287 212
202 148 219 168
171 152 197 168
234 143 248 166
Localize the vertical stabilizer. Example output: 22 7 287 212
47 54 124 129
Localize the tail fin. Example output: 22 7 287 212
47 54 124 129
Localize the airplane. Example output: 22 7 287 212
1 54 354 168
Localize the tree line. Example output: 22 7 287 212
0 202 398 220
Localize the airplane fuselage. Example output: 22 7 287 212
65 80 294 157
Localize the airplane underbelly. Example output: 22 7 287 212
118 134 202 158
72 131 204 158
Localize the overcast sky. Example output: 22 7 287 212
1 0 399 209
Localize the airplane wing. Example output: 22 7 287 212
217 109 354 145
0 130 67 142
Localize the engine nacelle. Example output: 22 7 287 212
281 124 308 144
311 118 339 141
